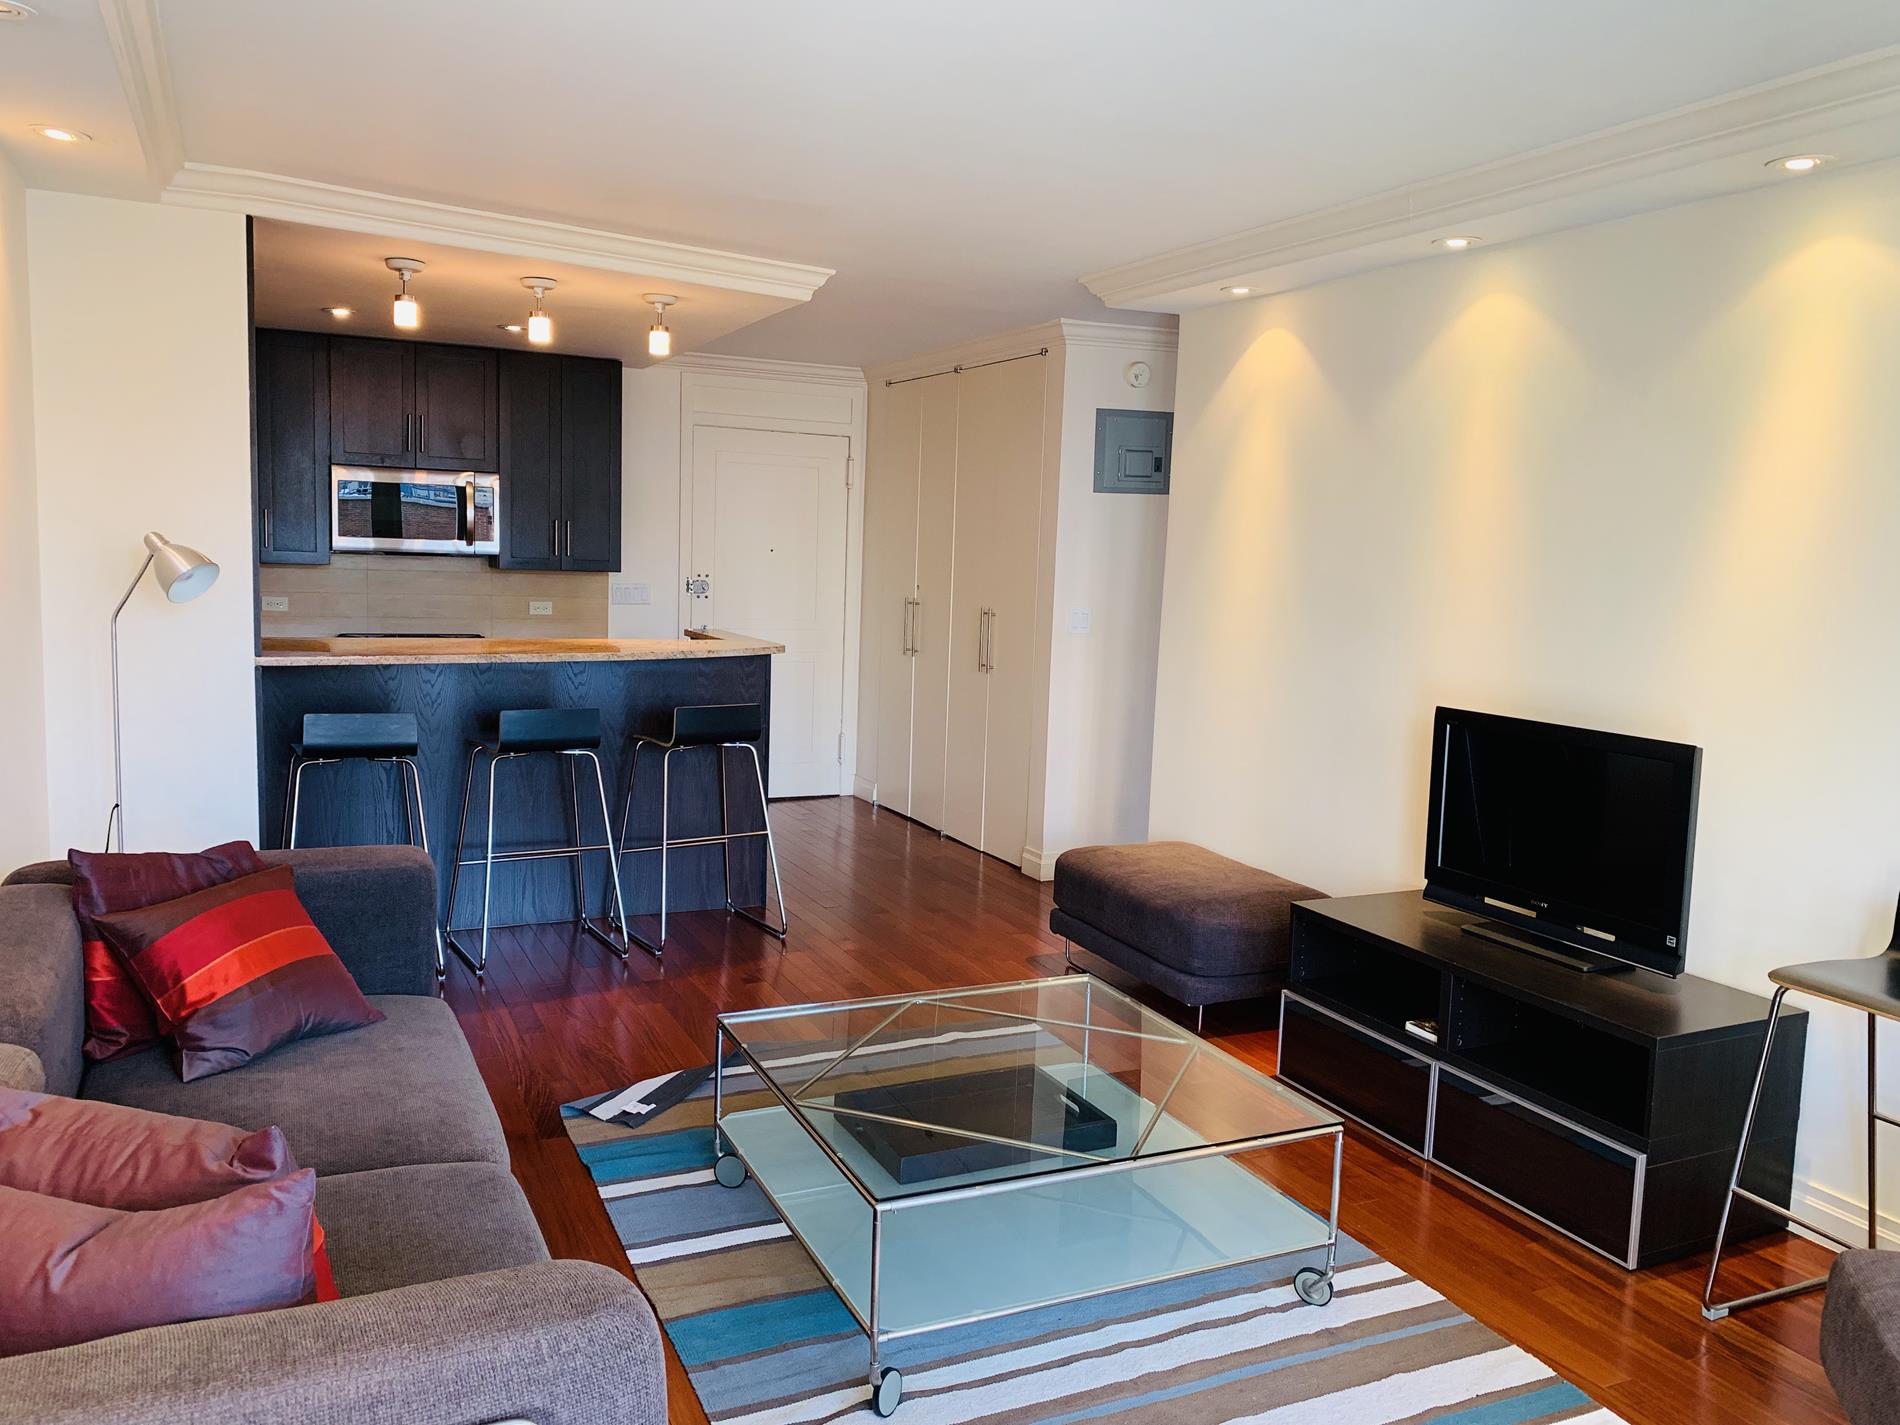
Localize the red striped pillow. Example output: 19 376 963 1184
68 842 267 1061
94 866 383 1083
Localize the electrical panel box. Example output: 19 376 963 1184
1093 408 1173 494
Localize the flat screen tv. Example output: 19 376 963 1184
1423 707 1700 976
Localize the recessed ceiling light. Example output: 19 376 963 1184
0 4 40 20
1433 236 1481 251
1768 154 1830 174
322 306 353 319
496 323 524 334
1220 285 1253 296
31 125 91 143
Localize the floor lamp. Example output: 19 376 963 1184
105 531 220 851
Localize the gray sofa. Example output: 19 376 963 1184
1822 1249 1900 1425
0 845 665 1425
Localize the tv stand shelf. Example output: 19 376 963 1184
1280 892 1807 1269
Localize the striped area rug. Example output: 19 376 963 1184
562 1049 1625 1425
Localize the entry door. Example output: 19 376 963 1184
689 426 850 798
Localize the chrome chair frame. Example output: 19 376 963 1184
611 736 788 958
282 750 444 978
443 742 629 978
1704 911 1900 1319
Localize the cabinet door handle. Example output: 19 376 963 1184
404 413 412 451
262 507 272 550
419 414 427 453
551 518 559 561
565 520 573 559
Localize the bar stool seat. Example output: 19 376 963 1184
444 706 627 977
281 712 440 977
1705 894 1900 1319
612 702 787 958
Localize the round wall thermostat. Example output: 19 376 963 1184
1125 361 1151 388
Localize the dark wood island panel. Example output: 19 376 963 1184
255 638 777 930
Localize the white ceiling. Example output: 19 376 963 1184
7 2 1900 365
250 219 799 366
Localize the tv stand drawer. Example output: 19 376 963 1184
1278 995 1432 1151
1431 1068 1642 1265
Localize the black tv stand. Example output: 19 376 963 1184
1278 891 1806 1269
1460 920 1633 974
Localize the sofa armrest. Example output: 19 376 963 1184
0 883 84 1097
0 1260 665 1425
0 1042 45 1092
259 846 437 996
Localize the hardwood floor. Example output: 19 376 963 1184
443 795 1846 1425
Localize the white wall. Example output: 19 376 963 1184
0 150 48 868
27 193 256 853
611 362 687 639
1030 333 1177 874
1151 157 1900 1239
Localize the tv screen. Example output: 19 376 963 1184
1424 708 1700 975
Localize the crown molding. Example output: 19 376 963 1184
674 352 867 388
1056 318 1179 351
1085 46 1900 311
99 0 181 194
162 165 835 302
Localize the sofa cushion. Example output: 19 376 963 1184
0 884 84 1098
68 841 267 1063
81 996 505 1176
316 1162 548 1298
0 1173 319 1356
1822 1248 1900 1425
1053 842 1323 978
96 865 383 1082
0 1045 44 1094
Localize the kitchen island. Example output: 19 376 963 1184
256 631 782 934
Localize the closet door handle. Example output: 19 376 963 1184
912 598 921 655
985 608 996 671
901 597 913 656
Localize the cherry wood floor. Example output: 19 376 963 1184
442 796 1846 1425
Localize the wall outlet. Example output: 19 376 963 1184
1068 608 1091 632
611 581 651 606
261 595 290 614
528 600 554 617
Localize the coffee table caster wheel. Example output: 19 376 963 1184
872 1366 903 1417
1294 1266 1333 1307
714 1153 747 1189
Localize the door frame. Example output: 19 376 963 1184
673 357 868 798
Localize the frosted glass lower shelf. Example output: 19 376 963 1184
719 1102 1332 1337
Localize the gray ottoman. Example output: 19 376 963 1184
1050 841 1324 1028
1822 1249 1900 1425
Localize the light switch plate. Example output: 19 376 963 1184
528 600 554 617
1068 609 1091 632
261 595 289 613
611 582 651 606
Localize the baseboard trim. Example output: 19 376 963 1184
1796 1179 1896 1251
852 776 877 805
1020 845 1058 881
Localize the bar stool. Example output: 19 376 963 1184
1703 891 1900 1319
281 712 442 977
444 707 628 977
611 703 788 958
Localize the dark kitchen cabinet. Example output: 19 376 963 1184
495 352 621 572
414 345 498 471
559 356 622 571
328 337 498 472
329 337 411 466
256 329 331 565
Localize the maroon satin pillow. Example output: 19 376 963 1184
95 865 382 1082
68 841 267 1062
0 1089 295 1210
0 1172 319 1356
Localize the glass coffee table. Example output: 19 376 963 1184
711 975 1344 1417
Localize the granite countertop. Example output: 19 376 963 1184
256 630 784 667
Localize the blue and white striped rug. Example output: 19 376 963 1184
562 1050 1625 1425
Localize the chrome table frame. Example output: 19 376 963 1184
709 975 1343 1416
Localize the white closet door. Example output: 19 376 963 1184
908 374 959 832
690 426 850 798
942 356 1047 858
862 381 922 812
969 359 1047 866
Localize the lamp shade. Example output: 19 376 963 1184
142 531 219 603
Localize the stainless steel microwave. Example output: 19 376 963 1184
331 467 500 556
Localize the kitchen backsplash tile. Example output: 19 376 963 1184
257 554 608 638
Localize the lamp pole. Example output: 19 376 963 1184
104 549 158 853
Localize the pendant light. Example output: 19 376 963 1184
521 277 557 345
386 257 425 330
645 293 677 358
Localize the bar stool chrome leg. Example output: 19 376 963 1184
732 742 789 942
574 749 631 960
444 744 498 977
393 756 445 979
